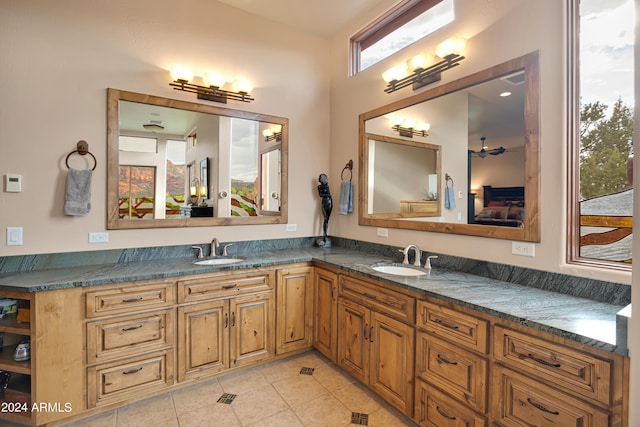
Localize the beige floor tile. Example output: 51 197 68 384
272 373 329 406
231 384 289 425
115 393 176 427
178 401 241 427
247 409 304 427
171 378 222 415
259 357 303 384
291 393 351 427
312 363 355 391
55 409 116 427
368 406 417 426
218 367 268 395
331 382 384 414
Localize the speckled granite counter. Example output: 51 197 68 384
0 245 627 355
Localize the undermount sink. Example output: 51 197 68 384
193 256 246 266
371 263 427 276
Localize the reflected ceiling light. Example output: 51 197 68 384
142 121 165 132
262 124 282 142
500 91 512 97
383 37 466 94
390 117 430 138
470 136 505 158
169 65 254 104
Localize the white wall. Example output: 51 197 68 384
0 0 330 256
328 0 630 285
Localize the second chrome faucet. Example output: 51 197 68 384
400 244 438 269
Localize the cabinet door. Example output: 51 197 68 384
370 310 415 416
313 268 338 361
337 298 369 384
276 266 313 354
230 292 274 368
177 300 229 382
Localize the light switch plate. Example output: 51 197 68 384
5 174 22 192
7 227 23 246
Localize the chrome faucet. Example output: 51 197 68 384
211 238 220 256
400 244 421 266
192 246 204 259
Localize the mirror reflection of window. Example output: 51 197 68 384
230 118 259 216
260 149 281 212
118 165 156 219
166 140 186 218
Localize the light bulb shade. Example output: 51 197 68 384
404 119 417 129
390 116 405 126
382 65 408 83
203 72 225 88
407 54 427 70
262 129 274 137
435 37 467 58
170 65 195 82
416 122 431 132
233 78 253 93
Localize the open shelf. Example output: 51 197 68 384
0 375 31 419
0 317 30 335
0 345 31 375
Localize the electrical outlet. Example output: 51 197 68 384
89 232 109 243
512 241 535 257
377 228 389 237
286 224 297 232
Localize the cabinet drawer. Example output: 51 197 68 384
87 308 174 363
415 380 486 427
178 270 273 303
492 365 609 427
416 333 487 413
417 301 488 354
494 325 611 405
87 349 174 408
339 275 415 323
86 282 174 318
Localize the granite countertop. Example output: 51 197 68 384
0 246 625 355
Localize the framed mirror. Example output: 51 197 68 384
107 89 288 229
359 51 539 242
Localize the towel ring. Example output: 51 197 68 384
65 140 97 171
445 173 454 188
341 160 353 182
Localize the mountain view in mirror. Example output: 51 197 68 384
107 89 288 229
359 51 539 242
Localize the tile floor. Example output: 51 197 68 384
39 350 417 427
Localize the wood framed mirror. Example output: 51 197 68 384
359 51 540 242
107 89 288 229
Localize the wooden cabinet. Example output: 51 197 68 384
400 200 438 215
276 266 313 354
416 380 487 427
85 281 175 408
313 267 338 361
337 282 415 416
177 270 275 382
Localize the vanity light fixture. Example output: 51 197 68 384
383 37 466 94
262 125 282 142
390 117 430 138
169 65 254 104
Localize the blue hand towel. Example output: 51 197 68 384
65 168 93 216
338 181 353 215
444 186 456 210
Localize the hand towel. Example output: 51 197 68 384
444 186 456 210
65 168 93 216
338 181 353 215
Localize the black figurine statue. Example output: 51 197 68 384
317 173 332 247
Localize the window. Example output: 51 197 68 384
119 165 156 219
568 0 634 269
350 0 454 75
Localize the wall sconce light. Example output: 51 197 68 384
190 177 200 205
169 65 254 104
262 125 282 142
390 117 430 138
383 37 466 94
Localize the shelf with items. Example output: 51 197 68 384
0 344 31 375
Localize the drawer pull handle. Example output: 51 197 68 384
222 284 238 289
364 293 377 299
225 313 229 328
527 398 559 415
363 324 368 340
437 354 458 365
436 406 456 420
526 353 561 368
122 297 143 303
370 326 374 343
434 318 459 330
122 367 143 375
232 312 236 327
122 325 143 331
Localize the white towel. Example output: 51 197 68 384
338 181 353 215
444 186 456 210
65 168 93 216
